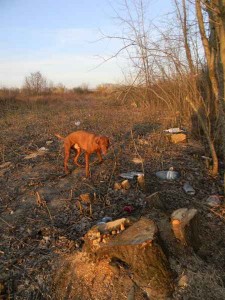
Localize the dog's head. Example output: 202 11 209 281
95 136 110 155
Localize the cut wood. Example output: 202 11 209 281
171 208 200 251
169 133 187 144
121 179 131 190
83 217 174 299
137 174 146 191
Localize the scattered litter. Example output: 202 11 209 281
164 127 185 134
120 171 144 179
183 182 195 195
132 157 144 164
96 221 106 225
75 121 81 126
24 147 49 160
97 217 112 225
46 140 53 145
39 147 48 151
123 205 134 213
156 168 179 180
206 195 222 207
101 217 112 223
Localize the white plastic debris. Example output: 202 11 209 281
39 147 48 151
206 195 222 207
120 171 144 179
183 182 195 195
101 217 113 223
75 121 81 126
164 128 185 134
156 169 180 180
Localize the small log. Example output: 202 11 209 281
137 174 146 191
171 208 200 251
169 133 187 144
121 180 131 190
83 218 174 299
114 182 122 190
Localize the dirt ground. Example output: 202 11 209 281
0 96 225 299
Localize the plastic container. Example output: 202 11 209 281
156 170 179 180
120 171 144 179
183 182 195 195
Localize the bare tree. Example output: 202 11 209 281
23 71 48 95
102 0 225 176
195 0 225 175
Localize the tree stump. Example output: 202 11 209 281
171 208 200 251
137 174 146 192
169 133 187 144
83 218 174 299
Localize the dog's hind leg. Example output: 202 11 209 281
73 146 83 167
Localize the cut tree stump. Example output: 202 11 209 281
171 208 200 251
83 217 174 299
137 174 146 192
169 133 187 144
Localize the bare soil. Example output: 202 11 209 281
0 96 225 299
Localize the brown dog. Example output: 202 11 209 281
55 130 110 177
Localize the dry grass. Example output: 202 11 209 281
0 95 225 300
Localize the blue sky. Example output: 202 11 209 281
0 0 173 88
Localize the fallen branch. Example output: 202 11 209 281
36 192 53 222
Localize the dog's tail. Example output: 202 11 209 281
55 133 65 141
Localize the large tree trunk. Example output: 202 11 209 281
213 0 225 162
195 0 225 175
